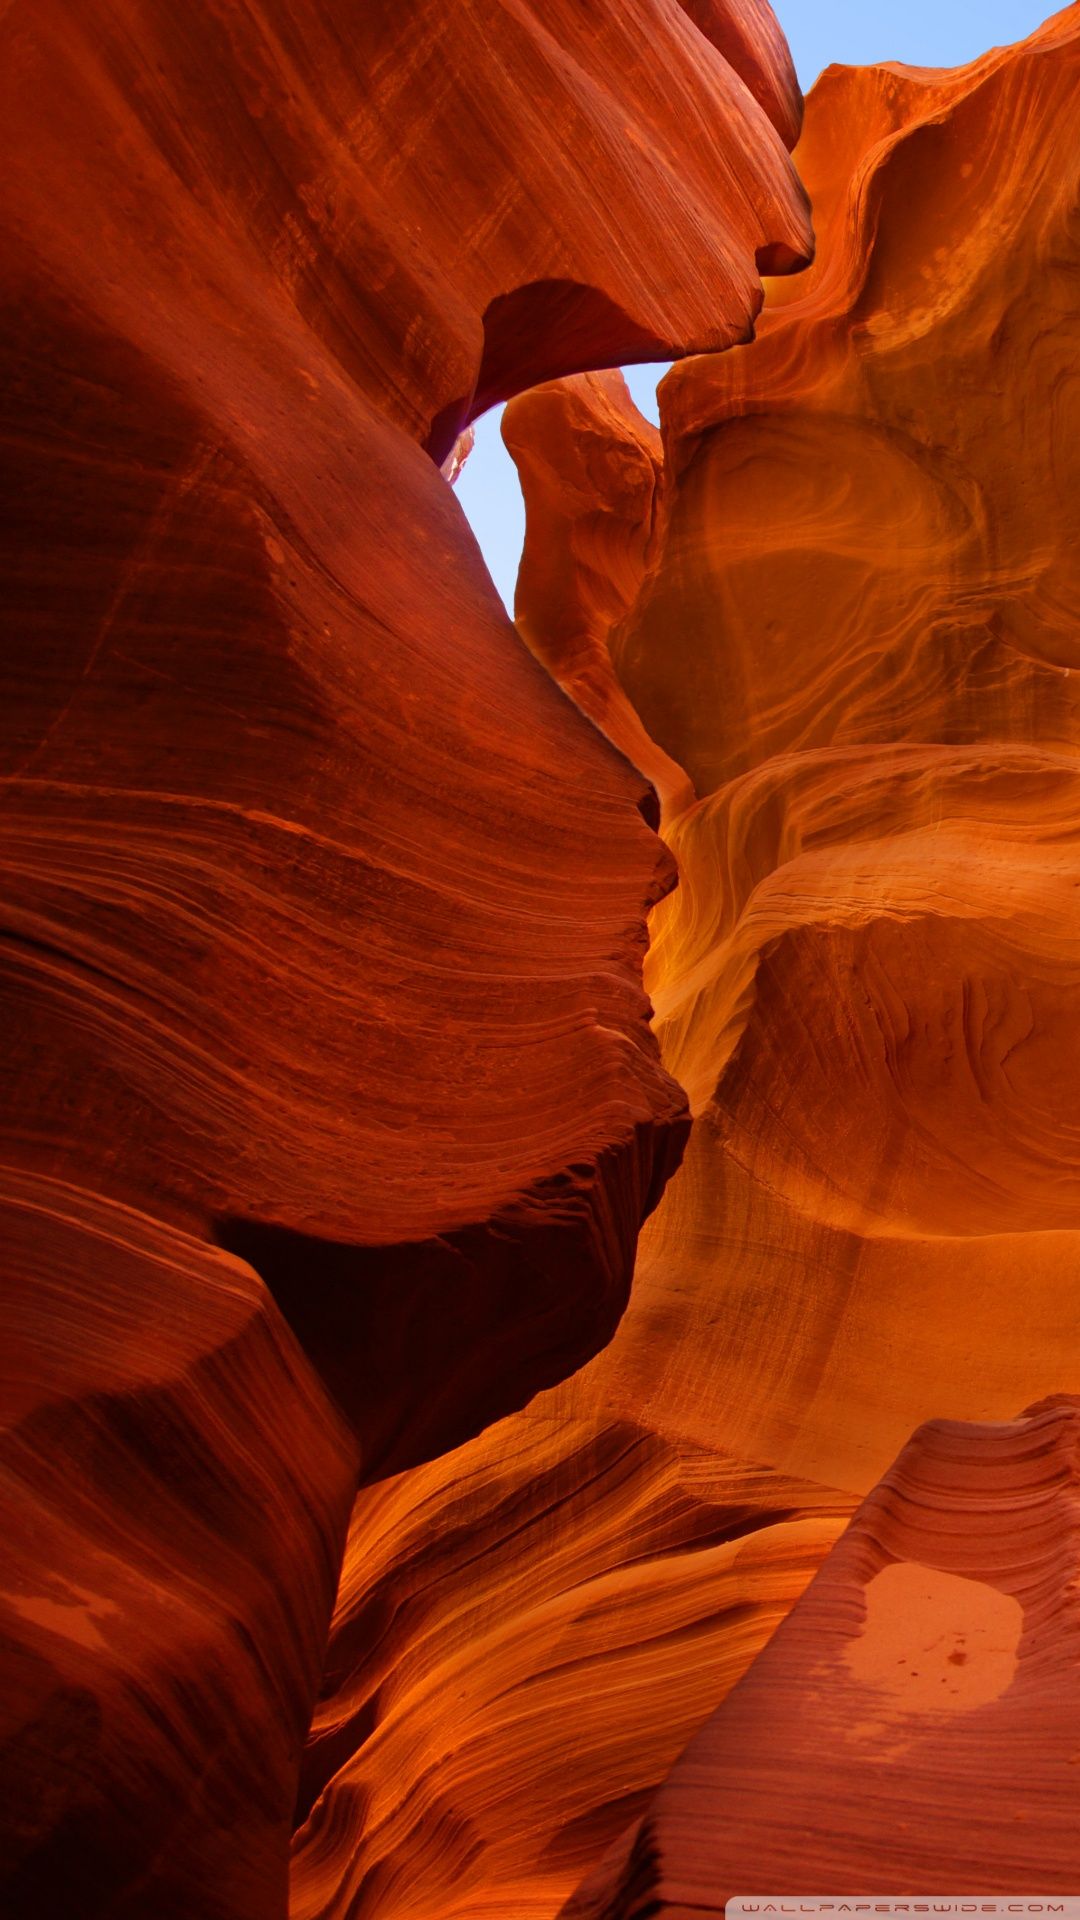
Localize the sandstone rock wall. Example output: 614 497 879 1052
0 1 810 1912
291 11 1080 1916
566 1397 1080 1914
11 0 1079 1911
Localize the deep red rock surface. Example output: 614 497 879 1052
0 1 811 1913
1 1172 355 1919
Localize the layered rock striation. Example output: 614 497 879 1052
566 1397 1080 1914
613 0 1080 1494
504 0 1080 1499
1 1174 356 1919
292 10 1080 1917
11 0 1080 1913
0 1 811 1913
293 1417 847 1919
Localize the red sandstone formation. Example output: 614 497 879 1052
1 1172 356 1919
504 373 694 816
565 1398 1080 1914
12 0 1079 1912
0 1 811 1914
291 11 1080 1918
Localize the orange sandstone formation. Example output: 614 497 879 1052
504 1 1080 1491
293 1420 847 1920
504 373 694 815
0 0 811 1914
624 0 1080 1495
565 1398 1080 1913
293 12 1080 1919
15 0 1080 1913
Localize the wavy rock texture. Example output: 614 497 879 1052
620 0 1080 1494
293 1419 847 1920
0 0 813 1483
565 1397 1080 1913
504 373 694 816
0 0 813 1912
293 12 1080 1918
0 1171 357 1920
506 1 1080 1492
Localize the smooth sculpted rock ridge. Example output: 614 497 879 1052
292 10 1080 1918
565 1397 1080 1915
0 2 811 1915
293 1420 847 1920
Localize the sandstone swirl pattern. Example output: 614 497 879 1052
294 11 1080 1917
616 0 1080 1492
294 1422 847 1919
566 1397 1080 1914
0 2 811 1914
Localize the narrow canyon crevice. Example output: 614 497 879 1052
5 3 1080 1917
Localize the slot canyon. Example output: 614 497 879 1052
3 2 1080 1916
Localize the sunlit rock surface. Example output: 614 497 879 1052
564 1398 1080 1913
622 0 1080 1495
294 11 1080 1918
292 1420 846 1920
12 0 1080 1912
504 372 694 816
0 0 812 1912
508 1 1080 1491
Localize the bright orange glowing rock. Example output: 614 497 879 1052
292 1417 845 1920
293 12 1080 1918
624 0 1080 1501
564 1398 1080 1913
506 2 1080 1496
